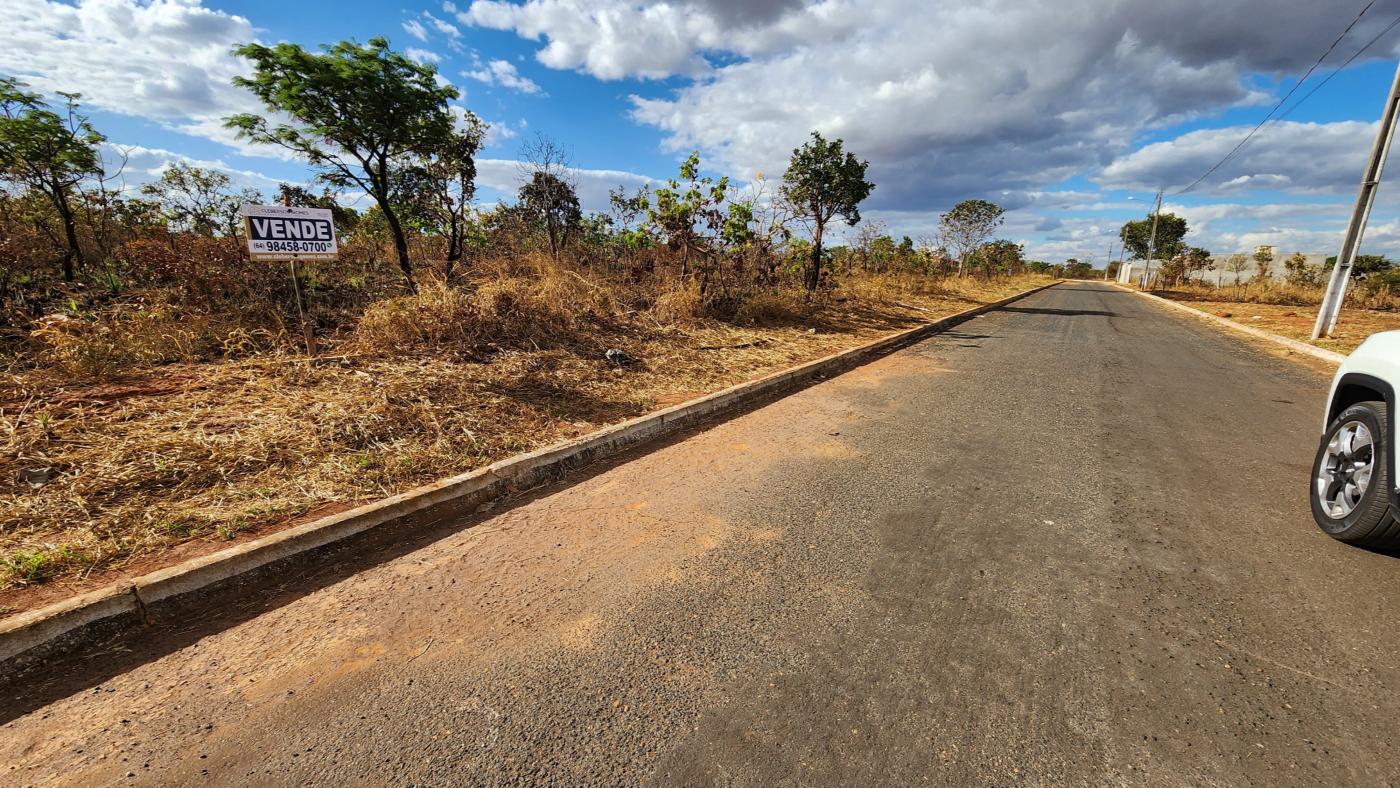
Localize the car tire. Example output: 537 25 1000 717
1311 400 1400 549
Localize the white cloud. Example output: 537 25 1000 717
457 0 842 80
403 18 429 41
463 59 543 95
482 121 518 148
423 11 461 38
3 0 260 148
105 142 283 195
1098 120 1376 195
475 158 654 211
406 47 442 64
458 0 1400 215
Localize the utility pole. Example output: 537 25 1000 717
1314 60 1400 339
1139 189 1163 289
1104 241 1115 280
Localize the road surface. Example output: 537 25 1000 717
5 282 1398 786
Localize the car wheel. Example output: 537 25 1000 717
1311 400 1400 548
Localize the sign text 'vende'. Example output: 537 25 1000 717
241 204 339 261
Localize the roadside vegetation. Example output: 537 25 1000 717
0 41 1056 596
1111 210 1400 352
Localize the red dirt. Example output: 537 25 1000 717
0 500 356 615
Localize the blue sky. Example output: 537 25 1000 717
7 0 1400 264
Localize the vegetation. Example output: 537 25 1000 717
939 199 1004 278
0 38 1079 596
1253 246 1274 279
226 36 463 288
780 132 873 291
1119 212 1187 262
0 78 107 281
1112 201 1400 352
1157 247 1213 286
1325 253 1393 278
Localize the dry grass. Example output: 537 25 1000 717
1152 296 1400 354
1154 279 1400 311
0 270 1047 603
1148 279 1400 354
23 291 288 377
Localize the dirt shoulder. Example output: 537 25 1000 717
1145 290 1400 355
0 275 1047 616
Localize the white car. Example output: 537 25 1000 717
1313 331 1400 547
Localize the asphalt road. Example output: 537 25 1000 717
6 281 1399 786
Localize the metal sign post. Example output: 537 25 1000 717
241 203 339 355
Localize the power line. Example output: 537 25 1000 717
1278 13 1400 121
1175 0 1379 195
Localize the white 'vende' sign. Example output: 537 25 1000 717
241 204 338 261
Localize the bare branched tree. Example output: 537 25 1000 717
517 134 580 259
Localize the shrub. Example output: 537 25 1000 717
734 289 808 325
27 292 287 376
353 265 604 354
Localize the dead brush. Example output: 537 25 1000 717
1164 279 1400 311
353 279 478 351
26 292 288 377
1 272 1049 594
648 282 705 325
733 289 809 325
354 259 625 355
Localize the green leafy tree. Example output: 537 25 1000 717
1224 252 1249 284
141 162 256 238
1325 254 1392 278
1181 246 1213 282
721 199 756 250
399 120 486 278
607 184 654 259
649 151 728 281
781 131 873 291
226 37 459 288
1158 246 1212 285
519 170 582 259
971 239 1024 277
1253 246 1274 280
1285 252 1322 286
852 221 897 273
938 199 1004 278
0 78 106 280
1119 213 1187 261
895 235 917 271
1063 258 1095 278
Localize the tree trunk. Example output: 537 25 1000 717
546 214 560 260
444 215 462 282
380 200 415 291
806 220 824 292
50 185 83 281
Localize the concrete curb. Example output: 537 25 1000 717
1113 284 1347 366
0 281 1059 668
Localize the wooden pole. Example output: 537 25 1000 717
282 192 316 356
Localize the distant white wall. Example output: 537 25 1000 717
1115 251 1328 287
1116 262 1146 285
1186 251 1328 286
